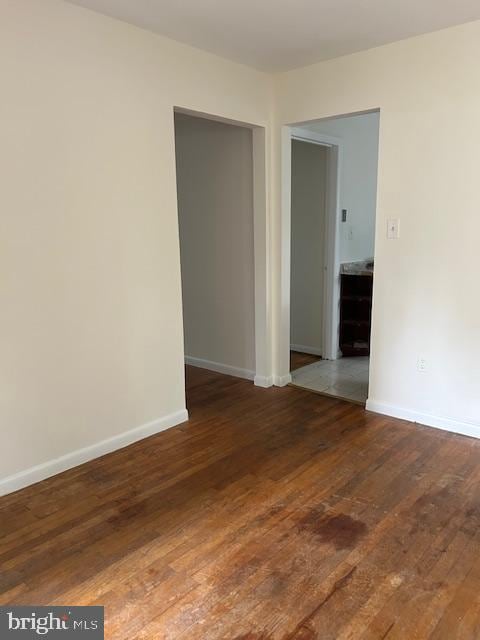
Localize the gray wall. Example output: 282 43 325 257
290 139 328 355
303 111 380 263
175 113 255 374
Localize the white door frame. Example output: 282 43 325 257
282 126 343 380
173 106 272 387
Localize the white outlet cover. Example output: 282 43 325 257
417 357 427 372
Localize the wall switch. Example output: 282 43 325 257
417 357 427 373
342 209 348 222
387 218 400 239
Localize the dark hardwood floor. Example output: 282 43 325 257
290 350 322 372
2 366 480 638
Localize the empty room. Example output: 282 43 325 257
2 1 480 638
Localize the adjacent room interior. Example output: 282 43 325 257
290 111 380 404
174 111 256 393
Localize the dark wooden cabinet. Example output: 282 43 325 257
339 273 373 356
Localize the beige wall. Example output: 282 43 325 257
290 140 327 355
274 20 480 434
0 0 271 489
175 113 255 375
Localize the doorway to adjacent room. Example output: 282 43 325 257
288 110 380 404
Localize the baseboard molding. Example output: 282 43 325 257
0 409 189 497
290 344 323 357
185 356 255 381
366 399 480 440
274 373 292 387
254 375 274 388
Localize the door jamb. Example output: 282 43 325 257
283 127 343 381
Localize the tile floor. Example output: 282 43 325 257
290 356 369 404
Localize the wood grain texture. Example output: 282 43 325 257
1 365 480 639
290 351 321 372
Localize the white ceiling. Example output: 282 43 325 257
65 0 480 72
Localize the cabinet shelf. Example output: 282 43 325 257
342 319 370 327
342 294 371 302
339 273 373 357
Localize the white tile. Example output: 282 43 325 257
291 369 320 385
291 356 369 403
301 377 332 392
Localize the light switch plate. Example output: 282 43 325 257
387 218 400 239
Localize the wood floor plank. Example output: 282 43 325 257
1 365 479 639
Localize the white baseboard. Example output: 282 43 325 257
185 356 255 381
254 375 274 388
366 399 480 440
290 344 323 357
0 409 189 497
274 373 292 387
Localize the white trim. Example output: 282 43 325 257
174 107 273 388
366 399 480 440
323 140 342 361
290 344 323 356
254 375 274 388
274 373 292 387
279 125 293 379
252 126 273 385
185 356 255 381
291 128 342 149
0 409 189 497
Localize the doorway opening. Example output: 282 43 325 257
287 110 380 404
173 108 270 406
